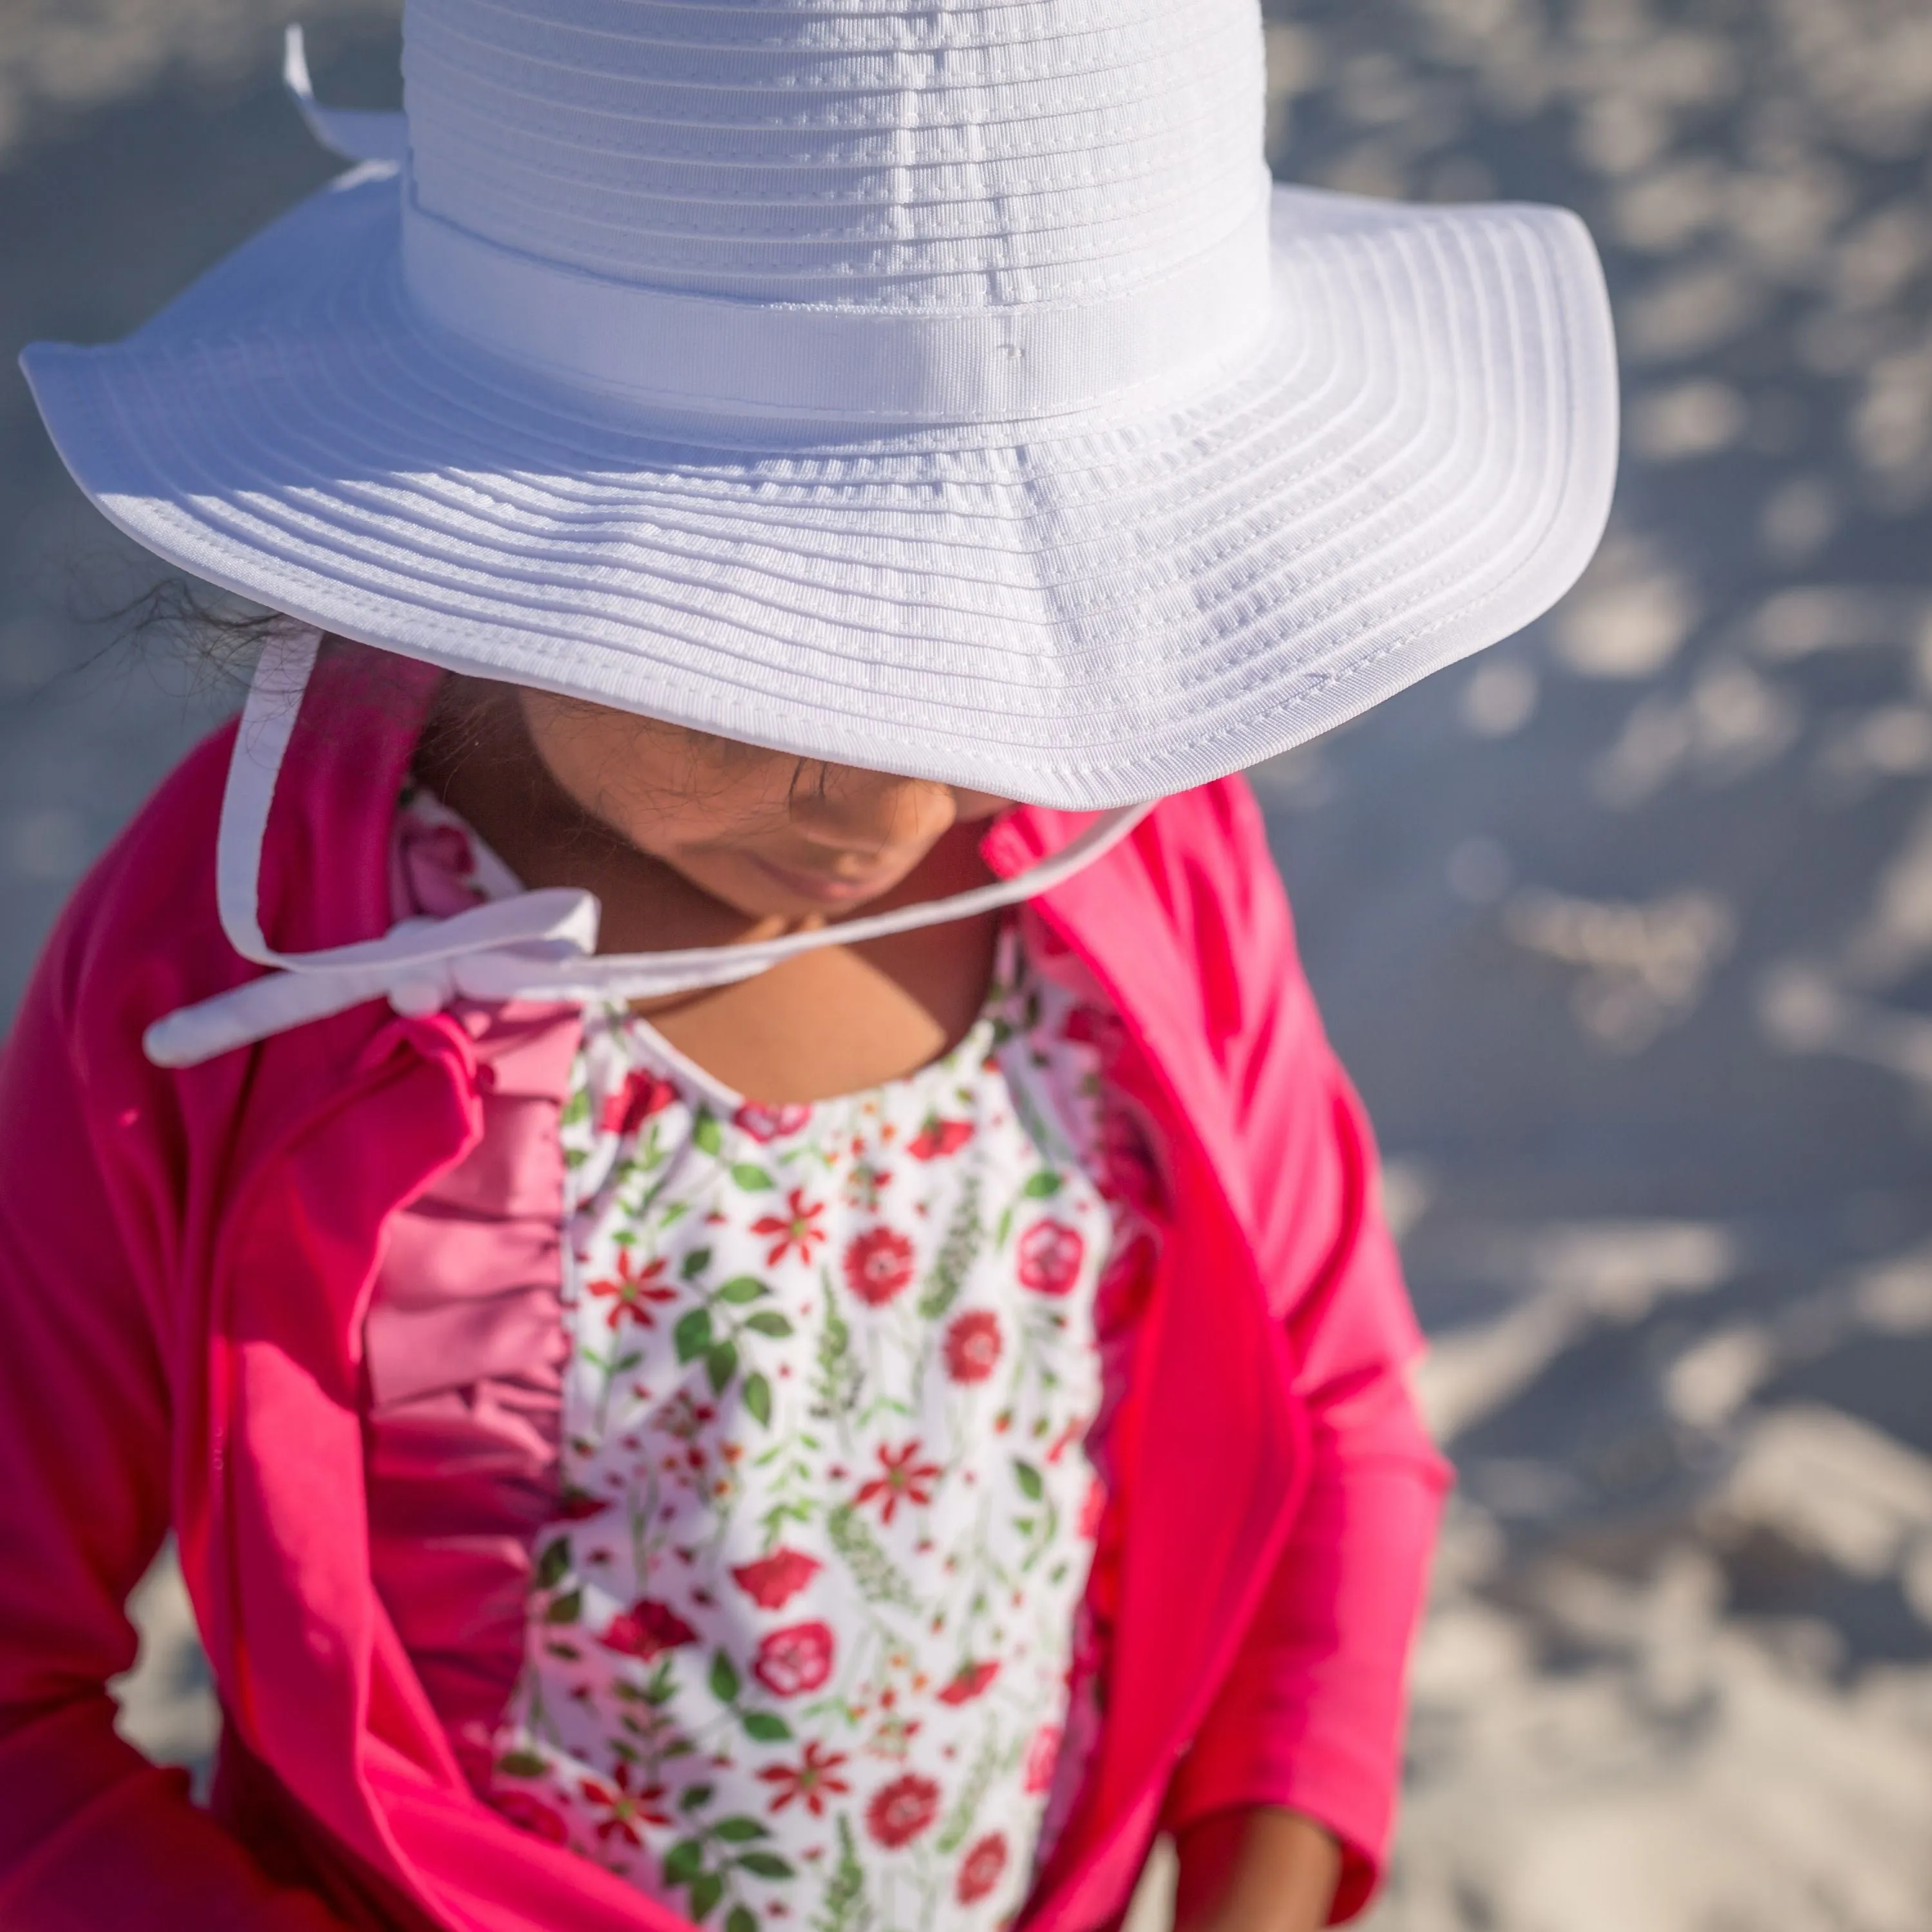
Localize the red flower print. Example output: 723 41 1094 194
752 1188 828 1267
845 1160 891 1211
1045 1416 1084 1466
855 1441 941 1524
1061 1003 1126 1057
956 1833 1010 1905
942 1310 1002 1384
1016 1219 1085 1296
661 1391 716 1443
1098 1110 1161 1207
866 1773 941 1849
907 1117 973 1161
601 1070 679 1137
598 1598 698 1660
842 1227 916 1307
1023 1723 1061 1794
753 1620 835 1697
735 1101 813 1142
756 1740 851 1817
1079 1474 1107 1542
730 1548 822 1610
585 1248 678 1329
491 1787 570 1846
578 1761 672 1846
936 1660 999 1706
866 1712 922 1762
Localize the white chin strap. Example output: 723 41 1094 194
142 629 1154 1068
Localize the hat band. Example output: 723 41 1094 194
398 173 1276 425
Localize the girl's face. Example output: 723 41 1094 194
518 689 1014 922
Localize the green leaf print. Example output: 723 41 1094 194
682 1247 714 1280
730 1163 775 1191
495 1748 547 1779
811 1285 862 1419
743 1309 794 1338
693 1110 724 1155
690 1872 726 1920
535 1538 571 1589
826 1503 918 1611
1022 1170 1063 1198
715 1815 769 1842
706 1340 740 1394
728 1907 759 1932
743 1372 773 1428
1013 1459 1045 1502
631 1121 666 1175
710 1650 742 1703
741 1709 790 1742
717 1276 768 1303
560 1086 591 1128
934 1732 1003 1855
676 1308 714 1362
665 1839 706 1882
543 1588 583 1625
681 1785 714 1810
813 1817 869 1932
737 1852 795 1880
915 1172 982 1320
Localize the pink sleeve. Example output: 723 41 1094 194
1164 1253 1447 1920
1161 781 1451 1923
0 927 347 1929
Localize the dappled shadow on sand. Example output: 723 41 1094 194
1255 1 1932 1924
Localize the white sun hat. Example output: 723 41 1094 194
23 0 1617 820
24 0 1620 1066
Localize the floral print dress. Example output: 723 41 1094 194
392 786 1157 1932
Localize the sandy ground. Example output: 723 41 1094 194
4 2 1932 1926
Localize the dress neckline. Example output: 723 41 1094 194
584 916 1019 1119
397 775 1020 1115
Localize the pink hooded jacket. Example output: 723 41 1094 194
0 647 1447 1932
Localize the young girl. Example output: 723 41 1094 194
0 0 1616 1927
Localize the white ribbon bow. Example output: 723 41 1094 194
142 629 1153 1068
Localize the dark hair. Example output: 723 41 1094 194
113 574 844 828
108 574 438 726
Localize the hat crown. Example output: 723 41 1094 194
400 0 1267 314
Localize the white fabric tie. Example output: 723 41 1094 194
283 27 410 167
142 627 1153 1068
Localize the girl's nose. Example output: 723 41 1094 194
791 771 958 857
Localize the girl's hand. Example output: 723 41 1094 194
1172 1806 1341 1932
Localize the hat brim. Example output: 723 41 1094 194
23 166 1616 810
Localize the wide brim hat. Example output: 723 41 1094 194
23 1 1618 813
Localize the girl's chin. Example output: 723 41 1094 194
740 851 905 914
